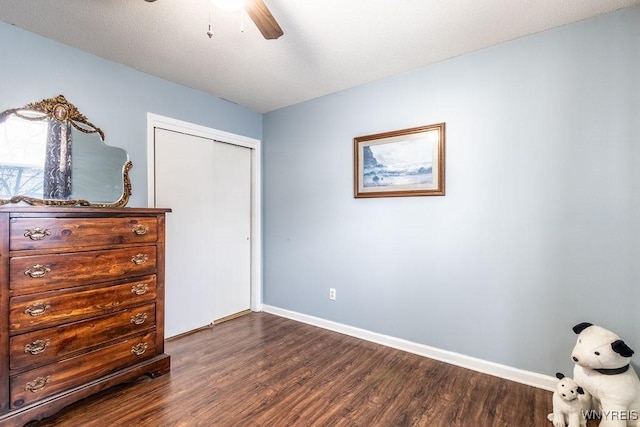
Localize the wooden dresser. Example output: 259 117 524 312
0 207 171 426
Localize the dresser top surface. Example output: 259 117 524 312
0 206 171 216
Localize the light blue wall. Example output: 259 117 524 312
263 6 640 376
0 22 262 207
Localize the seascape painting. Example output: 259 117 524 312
362 139 432 188
354 123 445 198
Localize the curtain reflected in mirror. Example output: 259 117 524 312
0 95 132 207
45 117 73 199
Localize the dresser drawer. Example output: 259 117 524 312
9 246 157 292
10 332 156 409
10 217 158 251
10 303 156 371
9 275 157 333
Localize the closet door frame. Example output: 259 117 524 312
146 113 262 312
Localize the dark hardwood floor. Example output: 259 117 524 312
25 312 566 426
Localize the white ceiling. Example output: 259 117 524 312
1 0 638 113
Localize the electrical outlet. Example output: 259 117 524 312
329 288 336 300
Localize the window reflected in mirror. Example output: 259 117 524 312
0 114 48 199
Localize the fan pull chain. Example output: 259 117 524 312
240 11 245 34
207 1 214 38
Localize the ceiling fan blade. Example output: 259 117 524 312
245 0 283 40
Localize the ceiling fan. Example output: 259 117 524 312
144 0 283 40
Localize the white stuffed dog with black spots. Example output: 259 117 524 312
571 322 640 427
547 372 588 427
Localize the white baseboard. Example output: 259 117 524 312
262 304 556 391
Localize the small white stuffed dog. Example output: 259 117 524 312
571 322 640 427
547 372 588 427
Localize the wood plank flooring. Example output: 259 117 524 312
25 312 573 426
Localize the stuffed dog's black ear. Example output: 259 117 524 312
577 387 584 395
573 322 593 334
612 340 635 357
556 372 565 379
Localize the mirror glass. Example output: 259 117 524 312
0 95 131 207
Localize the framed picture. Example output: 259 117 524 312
354 123 445 198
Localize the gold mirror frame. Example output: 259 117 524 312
0 95 132 207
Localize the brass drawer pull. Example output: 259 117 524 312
131 342 148 356
24 227 52 241
130 312 148 325
24 339 50 355
24 264 51 278
24 302 52 317
131 283 148 295
132 224 149 235
25 376 50 393
131 254 148 265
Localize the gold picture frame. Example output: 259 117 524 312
354 123 445 198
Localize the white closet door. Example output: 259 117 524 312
153 129 251 337
211 140 251 322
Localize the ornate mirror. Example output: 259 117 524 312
0 95 132 207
